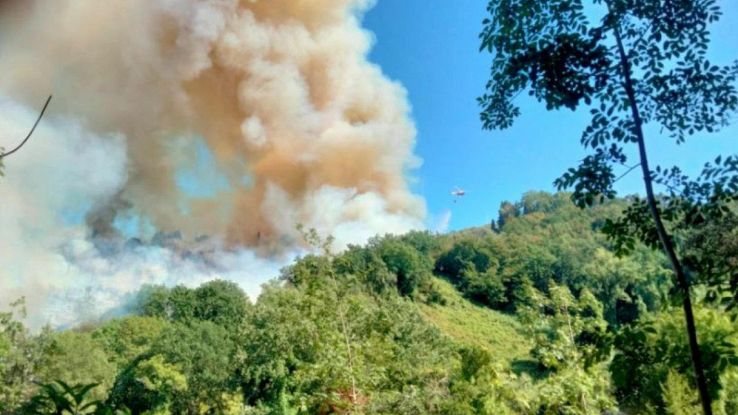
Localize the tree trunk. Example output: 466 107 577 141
612 25 713 415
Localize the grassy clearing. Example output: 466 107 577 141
418 278 533 365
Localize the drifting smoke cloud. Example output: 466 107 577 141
0 0 425 327
0 0 424 246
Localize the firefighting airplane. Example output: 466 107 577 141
451 187 466 203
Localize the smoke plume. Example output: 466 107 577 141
0 0 425 327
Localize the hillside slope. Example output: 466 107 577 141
3 192 737 415
418 278 531 364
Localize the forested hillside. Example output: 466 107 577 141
2 192 737 414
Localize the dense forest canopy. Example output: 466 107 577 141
2 192 737 414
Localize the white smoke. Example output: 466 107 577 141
0 0 426 327
0 0 425 246
0 98 293 328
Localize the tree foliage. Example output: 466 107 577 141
479 1 738 412
8 192 738 414
611 307 738 413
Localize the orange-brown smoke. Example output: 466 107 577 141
0 0 424 249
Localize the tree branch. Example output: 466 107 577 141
0 95 53 159
613 163 641 184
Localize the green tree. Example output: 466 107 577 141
134 286 171 319
435 238 509 308
436 239 495 280
517 285 616 414
461 268 507 309
280 254 335 289
155 321 238 413
479 1 738 412
134 280 249 329
1 299 53 413
331 235 443 302
375 238 432 297
92 316 168 366
37 331 116 402
108 320 237 414
494 200 521 231
610 307 738 413
443 346 533 415
581 247 670 326
108 355 187 414
662 370 701 415
681 211 738 309
134 284 198 323
521 284 609 371
716 369 738 415
396 231 443 259
192 280 250 329
164 286 197 323
333 245 396 295
238 280 452 414
534 364 616 415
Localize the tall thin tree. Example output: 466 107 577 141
478 1 738 413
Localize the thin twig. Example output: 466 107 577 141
0 95 53 159
613 163 641 183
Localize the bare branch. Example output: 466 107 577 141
0 95 53 159
613 163 641 184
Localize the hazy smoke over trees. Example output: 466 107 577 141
0 0 425 327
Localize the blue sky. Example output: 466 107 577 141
363 0 738 231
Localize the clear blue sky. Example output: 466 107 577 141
363 0 738 231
